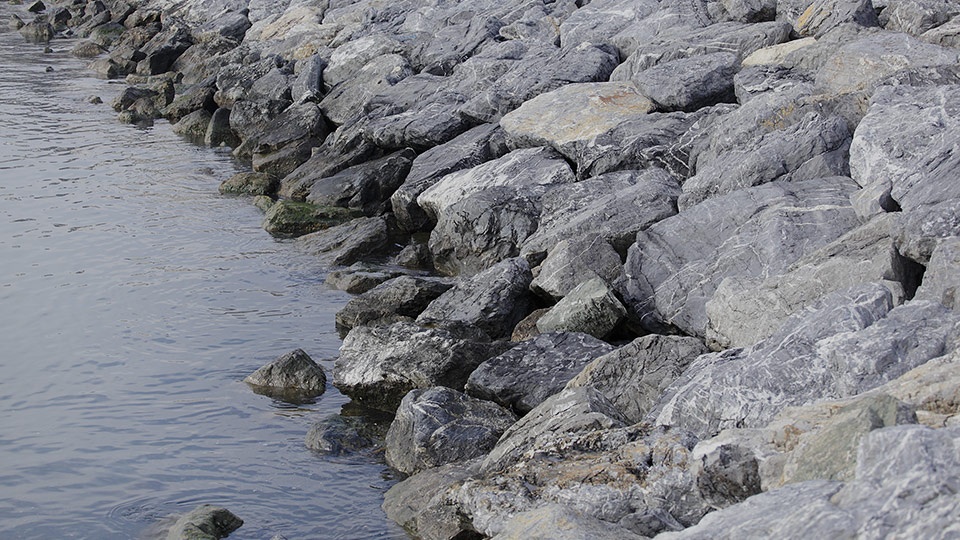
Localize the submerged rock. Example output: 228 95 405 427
165 505 242 540
243 348 326 399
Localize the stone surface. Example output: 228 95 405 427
218 171 277 196
335 275 453 334
385 387 517 475
916 238 960 309
416 258 533 340
466 332 616 415
491 504 646 540
165 505 243 540
306 149 415 217
295 215 393 267
880 0 960 36
631 52 740 112
530 234 623 302
535 279 627 339
382 461 476 540
566 335 709 424
243 348 326 396
261 200 359 238
334 321 506 412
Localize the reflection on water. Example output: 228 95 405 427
0 6 404 539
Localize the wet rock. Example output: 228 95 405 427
26 0 43 13
535 279 627 339
261 200 359 238
335 275 453 334
386 387 517 475
620 177 861 337
391 123 509 233
324 264 405 294
306 149 414 217
705 214 918 349
630 52 740 112
417 258 534 340
165 505 242 540
382 461 477 540
163 85 216 124
305 410 391 455
566 335 709 424
19 18 54 42
492 504 645 540
465 332 615 415
530 234 622 302
243 348 326 397
171 109 212 140
71 40 105 58
334 321 508 412
520 168 680 263
319 54 413 126
295 215 393 267
218 171 277 197
204 107 237 147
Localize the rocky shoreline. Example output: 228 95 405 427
12 0 960 537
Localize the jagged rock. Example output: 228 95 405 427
629 52 740 112
335 275 453 333
558 0 660 55
385 387 517 475
713 0 778 23
295 215 394 267
243 348 326 397
164 85 216 123
535 279 627 339
612 21 791 82
26 0 44 13
511 308 550 342
679 114 851 210
732 64 813 103
111 85 158 112
205 107 237 147
251 102 328 178
460 42 620 123
192 8 251 43
322 35 404 90
334 321 508 412
136 24 192 75
500 82 656 153
791 0 880 37
391 123 509 232
306 149 414 217
215 59 283 109
520 168 680 263
171 109 212 139
382 461 476 540
620 177 861 337
218 171 278 196
305 414 376 455
165 505 243 540
916 238 960 309
466 332 615 415
262 200 359 238
880 0 960 35
319 54 413 126
815 32 958 94
530 234 623 301
417 258 533 339
566 335 709 424
324 264 405 294
71 40 105 58
19 18 54 42
291 54 324 102
228 99 288 150
705 214 920 349
491 504 646 540
920 13 960 47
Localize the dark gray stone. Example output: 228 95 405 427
295 215 393 267
165 505 243 540
243 348 326 396
530 234 623 302
335 275 453 334
306 149 414 217
535 279 627 339
631 52 740 112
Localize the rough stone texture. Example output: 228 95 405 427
382 461 476 540
243 348 326 395
620 177 862 337
630 52 740 112
251 102 328 178
262 200 359 238
558 0 660 55
324 264 404 294
295 216 393 267
416 258 534 339
385 387 517 475
880 0 960 36
319 54 413 126
921 13 960 47
566 335 709 424
391 123 509 232
306 149 415 217
792 0 880 37
491 504 646 540
466 332 616 415
171 109 212 140
305 414 377 456
530 234 623 301
535 279 627 339
335 276 453 333
520 168 680 263
165 505 243 540
334 321 507 412
916 238 960 309
893 199 960 264
218 171 277 196
704 214 919 349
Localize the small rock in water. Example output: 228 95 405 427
86 96 102 104
244 348 327 401
26 0 43 12
44 66 53 72
43 46 51 53
165 504 243 540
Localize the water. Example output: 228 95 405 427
0 8 405 539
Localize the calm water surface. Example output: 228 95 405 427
0 7 405 539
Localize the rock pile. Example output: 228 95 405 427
20 0 960 536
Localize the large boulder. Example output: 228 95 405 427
243 348 326 397
530 234 623 301
335 276 453 333
629 52 741 112
465 332 616 415
295 215 395 267
535 279 628 339
491 505 646 540
385 387 517 475
306 149 415 216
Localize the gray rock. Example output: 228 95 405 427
520 168 680 263
306 149 414 217
491 504 646 540
291 54 325 103
620 177 861 337
631 52 740 112
789 0 880 37
566 335 709 424
713 0 778 23
192 8 251 43
362 94 477 152
165 505 243 540
251 101 328 178
305 414 378 455
530 234 623 301
295 215 393 267
262 200 359 238
243 348 326 396
920 13 960 47
916 238 960 309
334 321 507 412
218 171 278 196
893 199 960 264
880 0 960 35
535 279 627 339
704 214 920 349
319 54 413 125
385 387 517 475
228 98 288 151
693 439 764 510
204 107 237 148
417 258 534 339
324 264 405 294
558 0 660 54
71 40 106 58
335 275 453 334
679 113 851 210
391 123 509 232
382 461 476 540
171 109 212 140
164 84 216 124
466 332 615 415
322 35 405 89
20 18 55 42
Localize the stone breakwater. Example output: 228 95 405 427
15 0 960 537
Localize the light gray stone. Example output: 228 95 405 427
491 504 646 540
318 54 413 125
631 52 740 112
382 461 476 540
880 0 960 35
335 275 453 333
530 234 623 302
165 505 243 540
535 279 627 339
916 238 960 309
